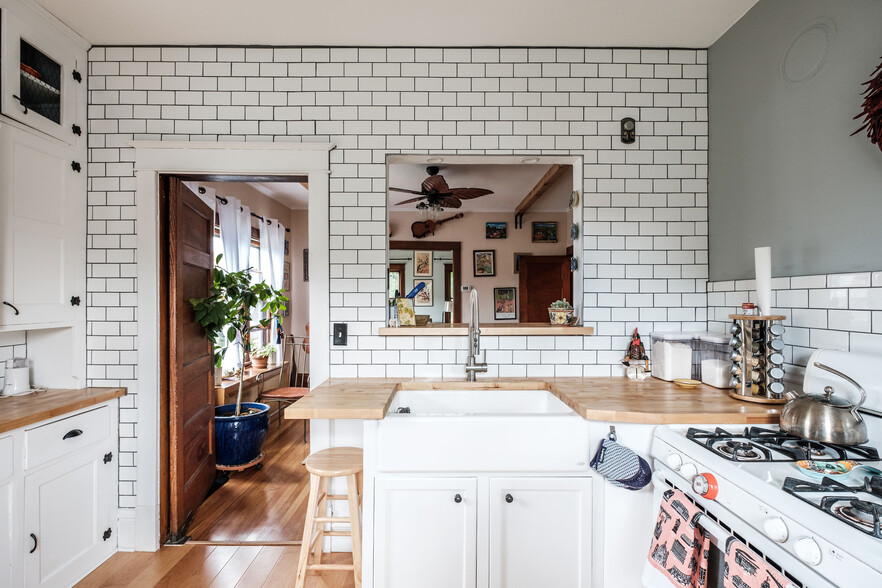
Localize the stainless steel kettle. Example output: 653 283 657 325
779 362 868 445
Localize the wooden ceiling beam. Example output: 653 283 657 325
514 164 570 215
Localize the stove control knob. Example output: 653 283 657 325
691 473 718 501
666 453 683 471
794 537 822 566
680 463 698 479
762 517 789 543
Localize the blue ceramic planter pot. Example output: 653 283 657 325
215 402 270 467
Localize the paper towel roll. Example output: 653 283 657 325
755 247 772 315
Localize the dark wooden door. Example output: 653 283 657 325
518 256 573 322
168 178 216 541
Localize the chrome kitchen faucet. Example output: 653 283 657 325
465 287 488 381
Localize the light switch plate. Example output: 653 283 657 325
333 323 347 346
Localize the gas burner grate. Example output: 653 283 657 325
783 475 882 539
685 427 880 462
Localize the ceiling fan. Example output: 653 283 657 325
390 166 494 209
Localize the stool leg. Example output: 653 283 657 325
347 473 363 588
295 474 320 588
313 476 329 564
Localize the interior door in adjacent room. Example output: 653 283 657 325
518 256 572 322
166 177 216 541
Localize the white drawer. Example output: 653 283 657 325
0 435 12 480
24 405 111 470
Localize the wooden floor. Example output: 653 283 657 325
75 545 356 587
187 416 311 543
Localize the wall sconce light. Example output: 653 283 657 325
620 117 636 144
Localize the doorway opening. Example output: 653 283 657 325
160 175 312 545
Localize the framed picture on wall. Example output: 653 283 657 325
474 250 495 277
513 252 531 274
413 279 433 307
494 287 517 320
414 250 433 277
283 261 290 290
532 222 558 243
485 222 507 239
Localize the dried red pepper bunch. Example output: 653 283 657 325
852 57 882 152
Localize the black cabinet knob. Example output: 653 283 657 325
72 124 82 136
505 494 514 503
70 296 81 306
454 494 462 504
71 161 82 173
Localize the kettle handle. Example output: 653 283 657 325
813 362 867 421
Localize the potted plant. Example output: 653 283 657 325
190 255 288 467
548 298 574 325
250 343 276 369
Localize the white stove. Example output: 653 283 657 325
650 349 882 587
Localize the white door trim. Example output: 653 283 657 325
128 141 333 551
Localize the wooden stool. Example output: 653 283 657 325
295 447 363 588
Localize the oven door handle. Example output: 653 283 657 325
651 471 731 544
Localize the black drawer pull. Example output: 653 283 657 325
30 533 37 553
2 301 19 316
505 494 514 503
63 429 83 440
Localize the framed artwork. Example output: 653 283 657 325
303 249 309 282
414 250 433 277
413 279 433 307
513 252 531 274
485 222 507 239
284 239 290 255
396 297 415 326
494 287 517 320
283 261 290 290
532 222 558 243
473 250 495 277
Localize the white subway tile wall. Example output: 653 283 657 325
708 271 882 382
0 331 27 391
88 46 709 509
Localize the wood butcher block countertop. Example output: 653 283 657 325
0 387 127 434
285 378 781 424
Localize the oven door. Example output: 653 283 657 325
651 462 832 588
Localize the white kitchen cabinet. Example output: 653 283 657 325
0 1 87 145
0 402 118 588
489 477 592 588
0 121 86 330
373 477 478 588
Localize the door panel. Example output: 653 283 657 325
518 256 573 322
489 477 592 588
374 477 477 588
168 178 215 540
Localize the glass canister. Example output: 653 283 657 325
650 332 694 381
698 332 734 389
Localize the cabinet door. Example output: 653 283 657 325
0 122 86 328
489 477 592 588
0 434 14 588
23 446 116 588
374 477 477 588
1 11 84 145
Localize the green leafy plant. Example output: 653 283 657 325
190 255 288 416
549 298 573 310
252 343 277 359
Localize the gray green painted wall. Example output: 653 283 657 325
708 0 882 281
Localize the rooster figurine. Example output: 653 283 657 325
622 328 649 371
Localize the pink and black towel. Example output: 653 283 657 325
643 488 711 588
723 537 791 588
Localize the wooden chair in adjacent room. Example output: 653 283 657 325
257 334 310 441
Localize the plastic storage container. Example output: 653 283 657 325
698 332 733 389
651 333 695 381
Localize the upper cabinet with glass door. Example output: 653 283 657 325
1 5 87 145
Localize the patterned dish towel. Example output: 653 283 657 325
643 488 711 588
723 537 791 588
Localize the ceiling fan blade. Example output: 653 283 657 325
449 188 494 200
439 196 463 208
396 196 428 205
389 187 424 195
422 175 450 193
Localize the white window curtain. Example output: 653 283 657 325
259 218 286 345
216 197 252 272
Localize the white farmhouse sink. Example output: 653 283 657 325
374 388 590 473
388 388 573 416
